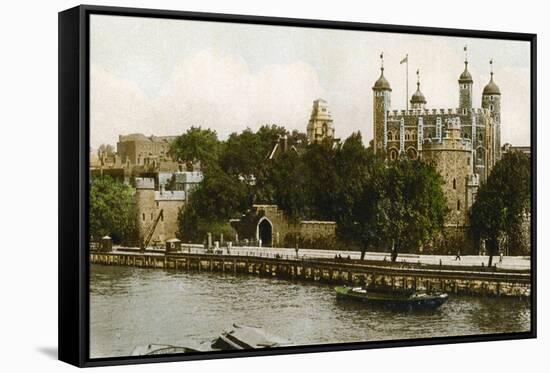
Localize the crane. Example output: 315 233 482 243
141 209 163 252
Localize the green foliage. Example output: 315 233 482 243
177 168 248 243
301 140 341 220
89 176 136 244
470 151 531 262
176 203 237 243
220 128 263 181
257 150 309 221
336 134 389 256
170 127 221 171
171 126 448 258
385 160 448 261
334 135 447 261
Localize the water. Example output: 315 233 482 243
90 264 531 358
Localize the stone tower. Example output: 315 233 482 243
422 119 477 226
372 53 392 154
458 50 473 110
307 99 334 144
482 60 502 161
134 177 158 245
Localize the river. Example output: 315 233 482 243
90 264 531 358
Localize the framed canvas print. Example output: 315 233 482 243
58 4 537 367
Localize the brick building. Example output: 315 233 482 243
117 133 177 167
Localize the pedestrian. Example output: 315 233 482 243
455 249 461 261
499 252 504 263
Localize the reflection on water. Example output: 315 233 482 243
90 264 531 358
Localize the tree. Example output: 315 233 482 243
470 151 531 265
220 128 263 183
89 176 136 244
301 139 341 220
170 127 221 171
97 144 115 158
256 124 288 155
335 134 389 260
385 159 447 262
176 167 248 242
260 150 309 221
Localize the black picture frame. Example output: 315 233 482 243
58 4 537 367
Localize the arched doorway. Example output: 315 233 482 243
257 218 273 247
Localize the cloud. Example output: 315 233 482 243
90 31 531 149
91 49 326 148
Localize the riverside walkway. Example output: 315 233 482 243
92 245 531 297
149 245 530 271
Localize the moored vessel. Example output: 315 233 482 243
335 285 448 309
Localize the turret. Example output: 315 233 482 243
482 60 501 113
410 69 427 110
459 45 473 110
372 52 392 154
482 59 502 160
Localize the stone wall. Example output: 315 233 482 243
299 221 337 240
135 178 185 246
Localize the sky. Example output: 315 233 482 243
90 14 531 149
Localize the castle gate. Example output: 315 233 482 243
257 217 273 247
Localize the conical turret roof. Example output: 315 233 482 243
459 61 473 83
483 73 501 95
373 68 392 91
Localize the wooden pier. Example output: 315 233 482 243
90 251 531 297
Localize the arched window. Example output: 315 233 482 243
453 178 456 190
389 148 398 161
406 148 417 160
457 199 461 211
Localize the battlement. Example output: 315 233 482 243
135 177 155 190
387 107 492 121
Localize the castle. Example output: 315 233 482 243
372 52 502 226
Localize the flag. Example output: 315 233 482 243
400 55 408 64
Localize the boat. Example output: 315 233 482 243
131 343 210 356
132 324 291 355
211 324 292 350
335 285 448 309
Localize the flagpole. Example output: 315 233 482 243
406 54 409 111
